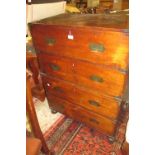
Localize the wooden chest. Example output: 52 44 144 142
29 13 129 140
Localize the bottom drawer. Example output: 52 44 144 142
47 94 117 136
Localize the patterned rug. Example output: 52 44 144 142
40 111 128 155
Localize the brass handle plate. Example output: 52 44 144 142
45 38 56 46
90 75 104 83
89 43 105 52
88 100 100 107
53 86 64 93
49 63 60 71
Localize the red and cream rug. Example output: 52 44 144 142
33 98 128 155
40 114 128 155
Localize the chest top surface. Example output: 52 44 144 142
31 13 129 31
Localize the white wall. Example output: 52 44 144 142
27 1 66 23
26 1 66 36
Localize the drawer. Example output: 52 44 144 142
38 53 126 97
47 95 117 136
74 60 127 97
37 53 75 82
42 75 120 120
30 24 128 70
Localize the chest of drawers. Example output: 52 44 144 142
29 13 129 140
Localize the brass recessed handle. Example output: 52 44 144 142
53 86 64 93
89 43 105 52
45 37 56 46
90 75 104 83
49 63 60 71
88 100 100 107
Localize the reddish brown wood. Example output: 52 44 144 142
31 13 128 30
31 24 128 71
29 13 129 141
26 52 40 85
121 141 129 155
26 73 54 154
42 75 120 120
38 53 127 97
31 84 45 101
26 137 42 155
122 0 129 10
30 14 128 71
26 52 46 101
47 94 116 136
38 53 75 83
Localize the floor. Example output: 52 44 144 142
33 97 63 133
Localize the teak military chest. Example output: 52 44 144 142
29 13 129 141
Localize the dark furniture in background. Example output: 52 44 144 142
26 52 45 101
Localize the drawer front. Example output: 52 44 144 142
37 53 75 82
73 60 127 97
42 76 120 120
38 53 126 97
30 24 128 70
47 95 116 136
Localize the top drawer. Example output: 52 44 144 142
30 25 128 71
